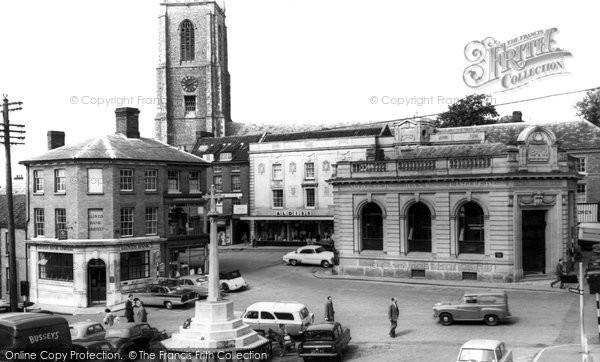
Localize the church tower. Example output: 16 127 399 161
155 0 231 149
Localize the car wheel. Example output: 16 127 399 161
164 301 173 310
484 314 499 326
221 283 230 292
321 260 331 268
439 313 453 326
290 259 298 266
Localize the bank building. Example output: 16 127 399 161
331 118 580 282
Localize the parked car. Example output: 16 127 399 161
433 291 511 326
134 283 198 309
177 275 209 298
242 301 314 337
283 245 335 268
456 339 513 362
0 300 41 313
71 339 116 362
298 322 351 361
69 320 106 342
219 270 248 292
104 322 168 358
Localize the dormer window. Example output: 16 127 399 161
220 153 232 161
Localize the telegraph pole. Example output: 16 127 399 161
1 95 25 312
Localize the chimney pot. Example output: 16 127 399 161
512 111 523 122
115 107 140 138
47 131 65 150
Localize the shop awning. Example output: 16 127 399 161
579 222 600 242
239 216 334 221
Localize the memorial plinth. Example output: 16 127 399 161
160 186 270 361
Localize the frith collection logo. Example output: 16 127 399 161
463 28 572 91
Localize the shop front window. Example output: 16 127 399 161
39 252 73 281
120 251 149 281
458 202 485 254
361 203 383 251
408 203 431 252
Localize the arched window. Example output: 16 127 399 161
180 20 195 61
458 202 484 254
361 203 383 251
408 203 431 252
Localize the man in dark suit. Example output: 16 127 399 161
325 296 335 322
388 297 399 338
125 294 135 322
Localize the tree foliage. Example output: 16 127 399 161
436 94 499 128
575 89 600 127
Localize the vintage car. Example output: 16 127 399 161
298 322 351 361
71 340 116 362
0 300 50 313
69 320 106 342
283 245 335 268
177 275 209 298
242 301 314 337
433 291 511 326
104 322 168 358
219 270 248 292
134 283 197 309
456 339 513 362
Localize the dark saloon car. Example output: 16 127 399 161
104 322 168 359
298 322 351 361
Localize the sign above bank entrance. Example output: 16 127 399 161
275 210 313 217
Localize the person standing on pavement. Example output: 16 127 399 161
550 259 566 288
103 308 120 327
388 297 399 338
325 296 335 322
125 294 135 322
251 232 257 248
136 299 148 323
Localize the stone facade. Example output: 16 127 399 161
330 120 580 282
155 0 231 149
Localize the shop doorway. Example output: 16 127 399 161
234 222 249 244
522 210 546 274
88 259 106 305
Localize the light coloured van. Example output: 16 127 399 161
242 301 314 336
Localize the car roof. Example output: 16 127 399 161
463 291 507 297
0 313 68 327
246 301 306 312
305 322 339 332
461 339 504 350
109 322 149 330
70 321 101 327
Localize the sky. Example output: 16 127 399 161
0 0 598 187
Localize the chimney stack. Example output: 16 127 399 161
512 111 523 122
115 107 140 138
47 131 65 150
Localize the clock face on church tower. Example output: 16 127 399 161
181 76 198 92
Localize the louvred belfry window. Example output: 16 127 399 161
180 20 195 61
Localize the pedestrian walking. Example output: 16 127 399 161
388 297 399 338
324 296 335 322
125 294 135 322
242 233 248 246
103 308 120 327
251 232 257 248
550 259 565 288
136 299 148 323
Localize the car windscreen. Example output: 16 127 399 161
304 330 334 340
228 271 241 279
315 247 326 253
458 348 495 362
